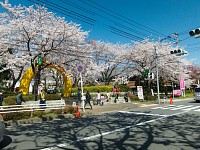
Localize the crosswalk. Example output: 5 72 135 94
151 105 200 112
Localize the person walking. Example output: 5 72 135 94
39 90 46 108
100 94 105 106
16 91 24 105
84 91 92 110
0 92 3 106
114 87 119 103
106 92 111 102
77 88 81 104
96 91 101 105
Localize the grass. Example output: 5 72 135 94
175 92 194 99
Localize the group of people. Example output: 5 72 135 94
81 85 129 109
77 88 112 110
84 90 109 110
96 91 110 106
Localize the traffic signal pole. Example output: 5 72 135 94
154 46 160 104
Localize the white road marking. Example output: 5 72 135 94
194 109 200 112
170 105 194 110
118 111 168 117
139 104 158 107
151 105 175 110
182 106 200 111
40 111 186 150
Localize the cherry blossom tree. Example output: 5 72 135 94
82 40 130 85
0 1 89 94
123 39 192 95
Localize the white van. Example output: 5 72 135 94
194 87 200 102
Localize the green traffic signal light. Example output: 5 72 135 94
38 55 43 67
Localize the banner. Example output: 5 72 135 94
180 77 185 89
173 90 181 96
137 86 144 100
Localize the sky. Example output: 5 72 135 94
1 0 200 65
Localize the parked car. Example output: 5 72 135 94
0 115 5 143
47 89 57 94
194 87 200 102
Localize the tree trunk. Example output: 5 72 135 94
10 67 24 92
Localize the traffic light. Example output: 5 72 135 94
148 72 154 80
38 55 43 67
189 28 200 38
170 49 188 56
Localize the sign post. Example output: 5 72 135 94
76 64 85 112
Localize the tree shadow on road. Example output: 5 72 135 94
3 112 200 150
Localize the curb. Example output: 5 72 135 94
5 114 75 127
4 101 165 127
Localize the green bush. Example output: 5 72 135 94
3 111 31 121
3 96 16 105
50 109 63 114
32 110 45 118
144 95 157 101
45 93 61 100
129 94 140 101
3 92 17 98
23 94 34 101
64 105 76 114
3 94 36 105
71 85 113 93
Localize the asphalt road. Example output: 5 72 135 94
1 99 200 150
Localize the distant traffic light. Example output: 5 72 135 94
170 49 188 56
148 72 154 80
189 28 200 38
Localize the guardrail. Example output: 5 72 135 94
0 100 66 114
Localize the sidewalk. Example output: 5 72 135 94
79 101 151 116
5 101 157 126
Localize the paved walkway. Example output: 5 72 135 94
79 101 158 116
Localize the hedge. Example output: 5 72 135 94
3 105 76 121
3 93 61 105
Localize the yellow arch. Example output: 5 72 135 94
19 65 72 97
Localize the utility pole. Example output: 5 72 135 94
154 45 160 104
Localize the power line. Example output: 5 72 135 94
28 0 96 25
109 26 143 41
83 0 167 37
58 0 149 40
28 0 176 42
28 0 144 41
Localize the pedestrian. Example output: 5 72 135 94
16 90 24 105
113 85 116 95
84 91 92 110
77 88 81 103
0 92 3 106
100 94 105 106
124 91 129 102
39 90 46 108
106 92 110 102
96 91 101 105
114 87 119 103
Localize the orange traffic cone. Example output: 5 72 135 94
169 97 173 104
75 106 80 118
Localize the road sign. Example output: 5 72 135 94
76 64 84 73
